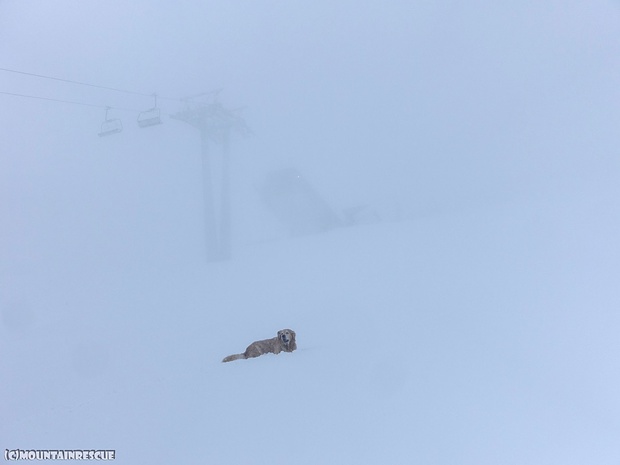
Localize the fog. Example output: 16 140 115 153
2 1 620 463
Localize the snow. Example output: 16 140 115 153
2 1 620 463
2 189 620 464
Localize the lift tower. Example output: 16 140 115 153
171 97 247 262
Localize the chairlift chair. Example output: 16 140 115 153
137 94 162 128
98 107 123 137
137 107 162 128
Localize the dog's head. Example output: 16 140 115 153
277 329 297 352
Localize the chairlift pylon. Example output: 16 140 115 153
137 93 162 128
98 107 122 137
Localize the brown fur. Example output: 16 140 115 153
222 329 297 363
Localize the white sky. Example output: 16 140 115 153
2 1 619 208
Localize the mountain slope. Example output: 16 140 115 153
2 191 619 464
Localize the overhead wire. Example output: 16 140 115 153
0 66 229 135
0 90 139 112
0 66 178 101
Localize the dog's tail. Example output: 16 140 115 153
222 353 246 363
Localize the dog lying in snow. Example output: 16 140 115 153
222 329 297 362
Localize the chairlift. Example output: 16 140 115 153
98 107 123 137
137 94 162 128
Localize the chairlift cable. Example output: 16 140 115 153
0 90 139 112
0 66 177 101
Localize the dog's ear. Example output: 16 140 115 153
290 330 297 351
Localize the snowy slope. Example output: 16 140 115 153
2 185 620 464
